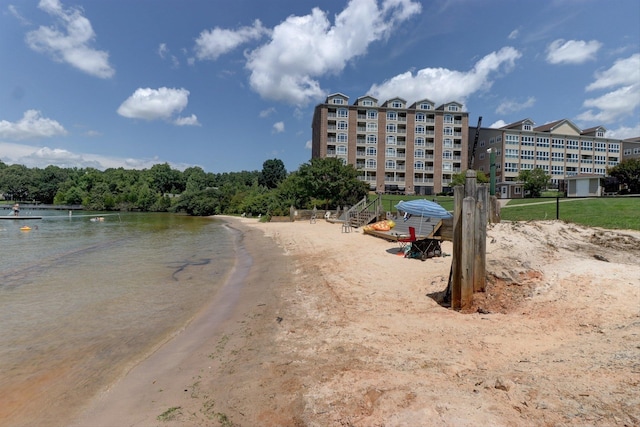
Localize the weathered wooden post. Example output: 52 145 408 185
451 186 464 310
449 170 488 309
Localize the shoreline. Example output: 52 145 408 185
69 216 290 426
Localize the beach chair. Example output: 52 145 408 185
397 226 417 250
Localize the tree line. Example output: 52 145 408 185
0 157 369 217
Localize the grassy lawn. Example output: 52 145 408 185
372 194 455 214
501 197 640 230
370 193 639 231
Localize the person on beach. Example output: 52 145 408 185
13 203 19 216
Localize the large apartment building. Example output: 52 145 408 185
470 118 623 190
311 93 469 195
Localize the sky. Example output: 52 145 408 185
1 0 639 174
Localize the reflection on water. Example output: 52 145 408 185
0 211 236 426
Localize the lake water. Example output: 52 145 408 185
0 210 237 425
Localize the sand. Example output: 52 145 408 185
70 217 640 427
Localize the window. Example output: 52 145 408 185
386 147 397 157
337 121 347 130
336 145 347 155
447 104 459 112
385 159 396 169
443 127 453 136
552 138 564 149
414 161 424 170
609 143 620 153
505 134 519 144
443 162 452 171
505 148 518 158
391 100 403 108
521 163 534 170
415 149 425 158
415 137 425 147
366 122 377 132
521 136 535 146
536 137 549 147
386 135 396 145
387 111 397 121
523 124 532 131
337 108 348 118
366 159 376 168
442 150 452 160
595 142 606 152
536 151 549 161
521 150 534 160
443 138 453 148
337 133 347 143
415 125 425 135
567 139 579 149
386 123 397 133
367 110 377 120
332 98 344 105
419 103 431 110
443 114 453 124
366 134 377 144
551 165 564 174
415 112 425 122
581 141 593 150
505 162 518 172
362 100 373 107
551 152 564 161
366 147 377 156
596 129 604 137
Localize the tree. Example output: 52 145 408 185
518 168 549 197
451 169 489 187
259 158 287 189
608 158 640 194
294 157 369 208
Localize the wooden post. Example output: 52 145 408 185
489 195 501 224
451 185 464 310
461 197 475 309
474 185 488 292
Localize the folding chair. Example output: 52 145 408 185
397 226 417 250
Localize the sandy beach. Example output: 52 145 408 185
71 216 640 427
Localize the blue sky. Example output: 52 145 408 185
1 0 639 173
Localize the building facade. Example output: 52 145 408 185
470 118 623 193
311 93 469 195
622 137 640 160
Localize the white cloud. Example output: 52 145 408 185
368 46 522 106
585 53 640 91
508 28 519 40
576 84 640 124
489 120 508 129
495 96 536 114
25 0 115 78
606 123 640 140
9 5 31 26
272 121 285 133
305 139 312 150
577 54 640 125
0 141 190 170
117 87 194 123
0 110 67 140
195 19 268 60
174 114 200 126
545 39 602 65
245 0 422 105
259 107 276 118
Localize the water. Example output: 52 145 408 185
0 211 237 425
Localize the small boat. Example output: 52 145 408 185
20 226 32 231
90 217 105 222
